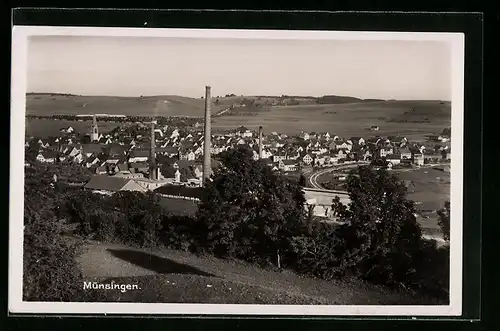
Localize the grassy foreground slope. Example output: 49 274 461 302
77 241 440 305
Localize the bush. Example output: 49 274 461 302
284 221 343 279
23 184 84 301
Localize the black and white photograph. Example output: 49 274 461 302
10 26 464 316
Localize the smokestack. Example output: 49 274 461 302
149 120 157 180
258 126 263 159
203 86 212 186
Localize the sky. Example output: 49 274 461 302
27 36 452 100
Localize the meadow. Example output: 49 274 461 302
26 93 225 117
212 101 451 141
25 118 120 137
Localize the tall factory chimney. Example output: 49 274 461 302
149 120 157 180
258 125 263 159
203 86 212 186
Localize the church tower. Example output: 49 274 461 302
90 115 99 142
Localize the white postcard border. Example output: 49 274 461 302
9 26 465 316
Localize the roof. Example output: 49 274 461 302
156 146 178 154
40 150 59 158
82 144 105 155
399 147 411 153
129 149 151 158
386 154 401 160
103 144 129 155
154 185 204 199
84 175 132 192
281 159 298 165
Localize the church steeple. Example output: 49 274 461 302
90 115 99 142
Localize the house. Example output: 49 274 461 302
36 150 58 163
349 137 365 146
104 154 123 165
399 147 412 160
438 135 450 143
424 153 442 164
241 130 253 138
314 156 326 166
170 129 180 139
104 144 129 156
194 146 204 156
413 153 424 166
273 154 286 163
179 150 196 161
362 150 373 161
252 150 260 161
72 153 84 164
82 144 105 158
302 154 313 165
95 165 109 175
300 132 310 140
156 146 178 158
128 162 149 173
336 149 348 159
128 149 150 163
237 126 249 136
386 154 402 166
84 175 147 195
278 159 298 172
379 147 394 157
331 141 353 151
370 125 380 131
115 163 131 174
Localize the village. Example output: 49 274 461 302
24 112 452 197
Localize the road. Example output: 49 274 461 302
308 162 442 189
308 162 369 189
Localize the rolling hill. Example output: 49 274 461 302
26 93 221 117
25 93 451 141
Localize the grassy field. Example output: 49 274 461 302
26 94 451 141
26 93 226 117
77 241 441 304
212 101 450 141
25 118 120 137
394 167 450 235
314 166 450 236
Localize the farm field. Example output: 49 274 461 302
26 93 226 117
26 94 451 141
314 166 450 236
394 167 450 235
212 101 451 141
25 118 120 137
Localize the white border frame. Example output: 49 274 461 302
9 26 465 316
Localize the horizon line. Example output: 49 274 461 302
25 92 452 103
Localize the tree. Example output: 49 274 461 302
196 145 307 264
299 174 306 187
332 165 424 286
437 201 450 242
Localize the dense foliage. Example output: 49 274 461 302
23 154 449 302
195 146 308 264
23 172 84 301
437 201 450 242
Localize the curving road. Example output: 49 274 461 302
308 162 369 190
